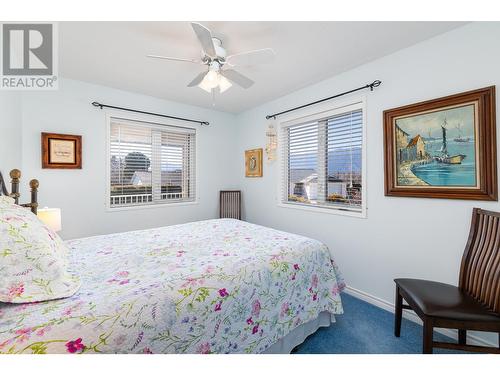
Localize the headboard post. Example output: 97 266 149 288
0 169 39 215
29 179 39 215
9 169 21 204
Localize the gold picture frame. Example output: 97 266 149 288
245 148 263 177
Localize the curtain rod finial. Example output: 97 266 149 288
91 101 103 109
369 80 382 91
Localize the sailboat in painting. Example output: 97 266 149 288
434 118 466 164
454 123 470 142
426 128 437 142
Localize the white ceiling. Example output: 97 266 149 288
60 22 466 113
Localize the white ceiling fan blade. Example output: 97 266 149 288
147 55 201 64
220 69 254 89
187 71 208 87
226 48 275 67
191 22 216 57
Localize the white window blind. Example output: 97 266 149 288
109 118 196 208
281 107 364 213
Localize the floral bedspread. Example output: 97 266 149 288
0 219 344 354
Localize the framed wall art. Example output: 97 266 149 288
383 86 497 200
42 132 82 169
245 148 263 177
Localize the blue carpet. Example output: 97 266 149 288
294 293 463 354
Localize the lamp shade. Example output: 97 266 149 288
218 75 232 93
37 207 62 232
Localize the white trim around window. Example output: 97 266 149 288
104 111 199 211
277 96 367 218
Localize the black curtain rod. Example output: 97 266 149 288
91 102 210 126
265 80 382 120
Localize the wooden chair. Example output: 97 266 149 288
394 208 500 354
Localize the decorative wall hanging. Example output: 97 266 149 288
42 133 82 169
384 86 497 200
245 148 263 177
265 122 277 162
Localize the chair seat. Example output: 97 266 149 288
395 278 500 323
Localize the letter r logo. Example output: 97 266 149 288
2 24 53 75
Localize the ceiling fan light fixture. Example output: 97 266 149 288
218 75 232 93
198 72 232 94
205 70 219 83
147 22 274 96
198 81 213 93
198 71 219 92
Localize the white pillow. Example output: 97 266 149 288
0 195 15 207
0 196 80 303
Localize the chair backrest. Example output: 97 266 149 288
459 208 500 314
219 190 241 220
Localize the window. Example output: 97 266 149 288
280 101 365 216
108 117 196 208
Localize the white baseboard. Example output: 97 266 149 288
343 285 497 348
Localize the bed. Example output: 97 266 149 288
0 172 344 354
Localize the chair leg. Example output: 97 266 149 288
394 286 403 337
422 320 434 354
458 329 466 345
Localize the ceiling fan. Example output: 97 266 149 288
147 22 275 94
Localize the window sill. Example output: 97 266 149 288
106 200 199 212
277 202 366 218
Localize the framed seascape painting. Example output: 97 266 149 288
384 86 497 200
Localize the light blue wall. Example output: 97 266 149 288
234 22 500 346
4 78 238 239
0 92 22 173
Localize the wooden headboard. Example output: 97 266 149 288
0 169 39 214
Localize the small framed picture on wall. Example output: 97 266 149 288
41 132 82 169
245 148 263 177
